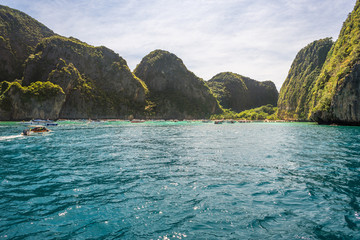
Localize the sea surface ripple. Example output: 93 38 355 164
0 121 359 239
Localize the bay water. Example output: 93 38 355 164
0 121 359 239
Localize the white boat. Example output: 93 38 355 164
20 119 58 126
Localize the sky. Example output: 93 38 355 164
1 0 357 89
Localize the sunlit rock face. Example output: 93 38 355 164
277 38 333 120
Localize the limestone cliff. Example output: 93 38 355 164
0 5 55 82
310 1 360 124
207 72 278 112
134 50 222 119
277 38 333 120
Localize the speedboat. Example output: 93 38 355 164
22 126 50 136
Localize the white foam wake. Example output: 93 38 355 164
0 134 23 141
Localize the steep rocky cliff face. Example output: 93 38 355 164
0 81 65 120
277 38 333 120
21 36 148 119
310 0 360 124
207 72 278 112
134 50 222 119
311 62 360 124
0 5 55 82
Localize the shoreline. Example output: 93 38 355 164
0 119 313 124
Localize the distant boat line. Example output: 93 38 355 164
17 119 296 125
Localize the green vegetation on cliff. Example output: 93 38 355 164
208 72 278 112
17 81 64 100
277 38 333 120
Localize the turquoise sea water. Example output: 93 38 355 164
0 121 359 239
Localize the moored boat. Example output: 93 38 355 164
20 119 58 126
131 119 146 123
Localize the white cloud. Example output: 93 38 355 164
1 0 357 89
